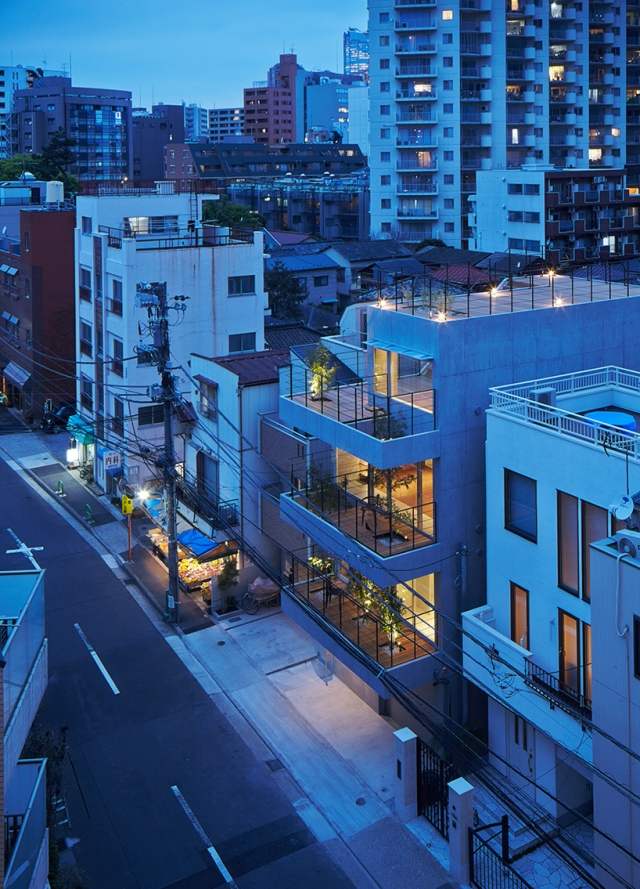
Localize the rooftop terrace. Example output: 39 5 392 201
489 366 640 458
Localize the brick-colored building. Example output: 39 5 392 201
0 205 75 417
243 54 304 145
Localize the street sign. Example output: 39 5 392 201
104 451 121 471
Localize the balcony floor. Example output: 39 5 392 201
292 579 434 669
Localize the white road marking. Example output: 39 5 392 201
170 785 237 886
73 623 120 695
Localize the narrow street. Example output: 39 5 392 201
0 454 358 889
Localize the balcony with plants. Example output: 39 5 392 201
280 344 437 468
283 552 436 686
281 454 437 577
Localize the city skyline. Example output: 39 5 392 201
5 0 367 109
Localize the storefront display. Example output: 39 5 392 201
147 527 238 593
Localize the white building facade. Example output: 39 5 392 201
74 184 267 492
208 107 245 143
368 0 630 248
463 367 640 886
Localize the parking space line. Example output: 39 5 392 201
73 622 120 695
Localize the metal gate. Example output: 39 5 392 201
416 738 457 839
468 820 534 889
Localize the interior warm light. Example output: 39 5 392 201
66 447 79 464
137 487 150 501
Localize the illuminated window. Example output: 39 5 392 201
442 9 453 20
589 147 603 161
549 65 565 82
611 127 621 137
511 127 520 145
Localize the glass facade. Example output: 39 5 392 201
68 103 130 181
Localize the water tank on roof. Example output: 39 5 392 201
45 180 64 204
18 171 36 181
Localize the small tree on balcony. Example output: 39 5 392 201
308 345 337 400
378 586 404 650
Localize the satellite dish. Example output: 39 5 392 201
610 494 634 522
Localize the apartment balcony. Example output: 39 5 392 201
395 0 437 6
280 370 437 469
397 179 438 195
281 480 437 579
282 555 435 696
397 206 439 219
397 109 437 123
395 17 437 31
462 605 593 763
396 132 438 148
396 160 438 173
396 41 437 54
4 759 48 889
3 571 48 777
396 65 435 77
396 87 437 101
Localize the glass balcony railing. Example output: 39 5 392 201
4 759 48 889
283 368 435 440
287 473 436 557
286 555 435 668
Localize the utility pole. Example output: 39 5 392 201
136 282 188 624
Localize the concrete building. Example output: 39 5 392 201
132 104 184 182
305 81 351 142
183 103 209 142
463 366 640 887
184 349 289 568
73 182 268 492
0 186 75 417
244 54 306 145
471 167 640 263
265 253 342 311
368 0 636 248
1 569 49 889
0 65 47 158
208 107 245 143
348 85 370 157
11 75 133 182
263 271 640 721
344 27 370 82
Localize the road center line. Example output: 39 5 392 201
73 623 120 695
170 785 237 886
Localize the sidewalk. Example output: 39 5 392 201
184 609 454 889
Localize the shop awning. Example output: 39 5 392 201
66 413 95 445
3 361 30 388
177 528 220 561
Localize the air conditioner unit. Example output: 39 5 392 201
529 386 556 407
614 530 640 558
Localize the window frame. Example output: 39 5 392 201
228 332 256 354
510 582 530 649
228 274 256 297
504 468 537 543
557 491 579 595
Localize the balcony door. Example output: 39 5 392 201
559 610 580 697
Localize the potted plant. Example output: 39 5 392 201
308 345 337 401
218 557 239 594
378 586 404 652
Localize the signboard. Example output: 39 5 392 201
104 451 121 471
121 495 134 516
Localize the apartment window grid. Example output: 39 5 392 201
138 404 164 426
228 275 256 296
557 491 609 602
199 381 218 419
504 469 537 542
229 332 256 354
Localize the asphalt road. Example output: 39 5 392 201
0 456 355 889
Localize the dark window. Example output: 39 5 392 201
634 616 640 679
79 267 92 301
111 338 123 377
138 404 164 425
229 332 256 354
505 469 537 542
199 381 217 419
112 397 124 437
313 275 329 287
228 275 255 296
79 321 93 357
581 501 607 602
559 609 580 697
510 582 529 648
81 216 92 234
558 491 579 594
80 376 93 412
110 278 123 315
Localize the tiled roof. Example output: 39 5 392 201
264 323 321 351
213 350 290 386
416 246 491 267
428 265 495 288
266 254 340 272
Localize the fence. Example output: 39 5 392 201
417 739 457 839
469 824 534 889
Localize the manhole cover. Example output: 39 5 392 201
266 758 284 772
355 797 366 807
227 616 242 623
217 640 226 647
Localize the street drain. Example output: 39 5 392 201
355 797 366 807
217 641 226 646
266 758 284 772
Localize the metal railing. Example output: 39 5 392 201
469 826 534 889
285 367 435 440
288 475 436 557
97 225 255 251
490 367 640 458
525 660 592 719
286 555 433 668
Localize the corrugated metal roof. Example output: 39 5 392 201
213 350 290 386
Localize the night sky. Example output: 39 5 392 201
5 0 367 109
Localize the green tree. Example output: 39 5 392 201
265 260 306 319
40 129 78 193
202 198 265 229
0 153 45 180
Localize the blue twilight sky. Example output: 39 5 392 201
5 0 368 109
